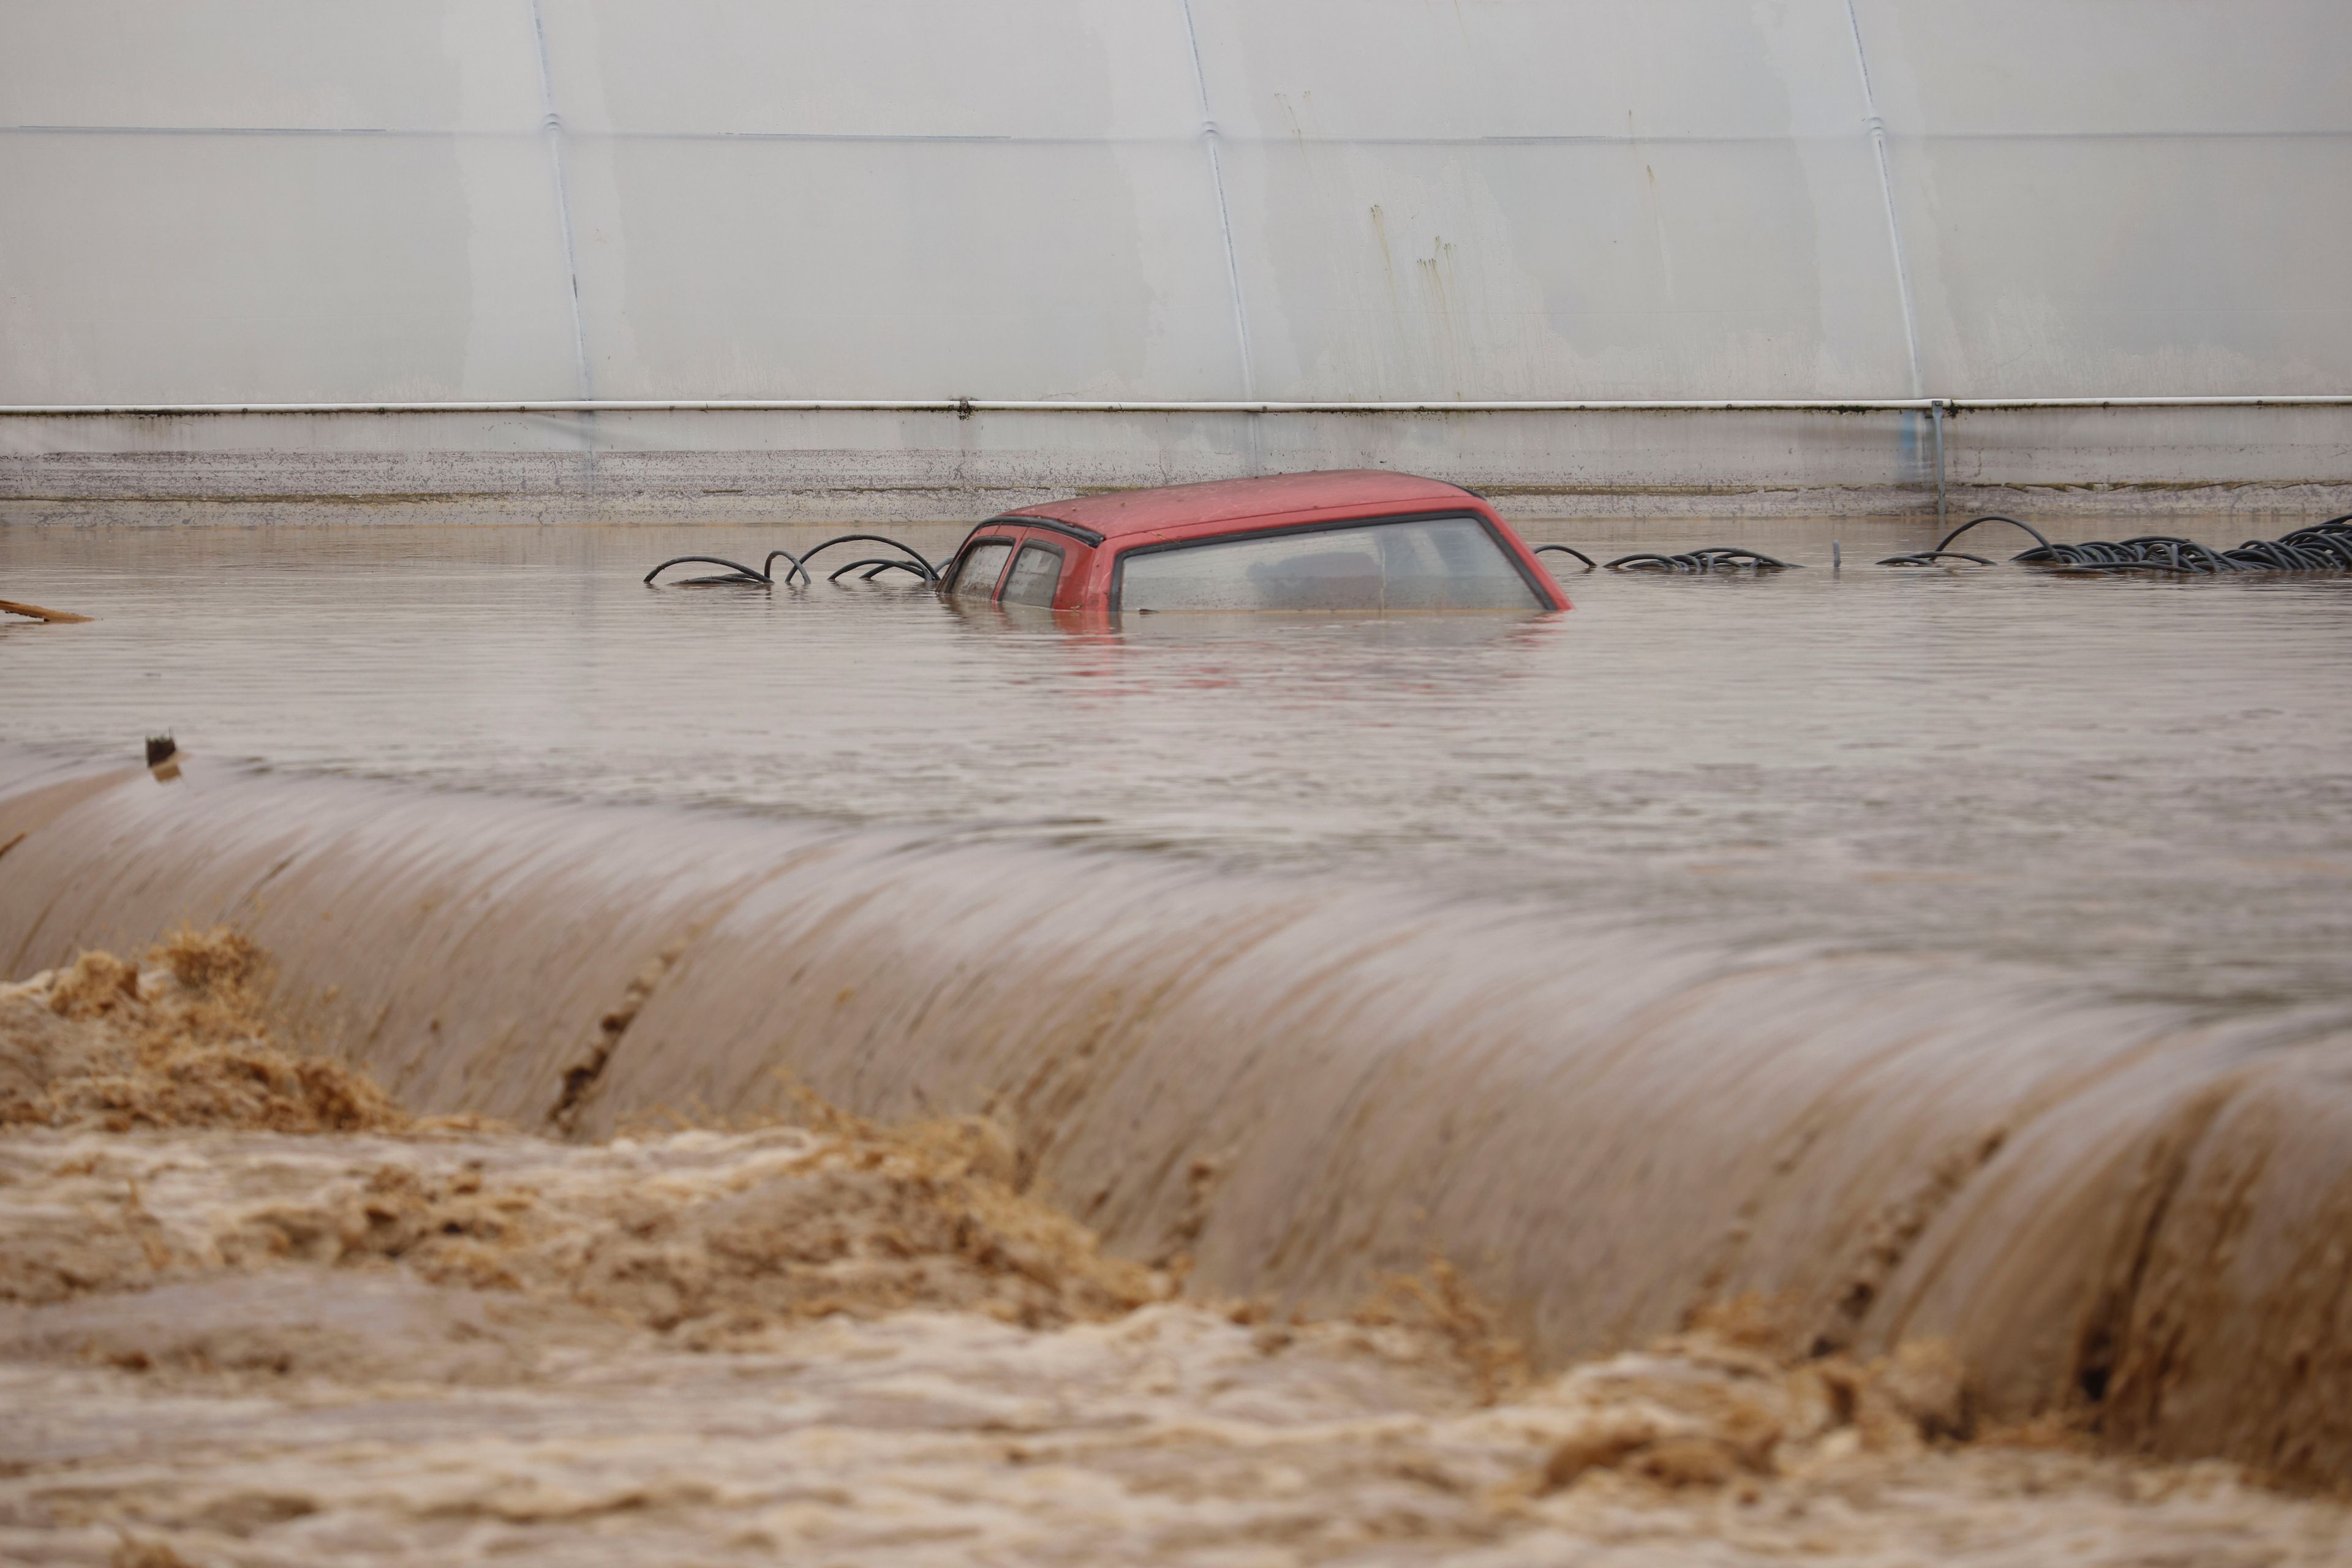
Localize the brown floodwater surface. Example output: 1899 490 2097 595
5 519 2351 1009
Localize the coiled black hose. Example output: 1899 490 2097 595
640 554 774 586
793 534 939 586
1598 546 1801 573
1879 550 1996 567
1880 513 2352 573
654 513 2352 597
645 533 938 588
827 557 935 584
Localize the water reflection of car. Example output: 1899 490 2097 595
941 470 1569 614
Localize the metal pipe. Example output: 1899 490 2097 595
7 397 2351 415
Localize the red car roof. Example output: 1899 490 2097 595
1001 469 1482 540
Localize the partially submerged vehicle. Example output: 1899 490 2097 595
646 470 1570 614
649 478 2352 603
943 470 1568 614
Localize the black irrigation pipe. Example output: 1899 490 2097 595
1875 511 2352 575
1597 546 1801 573
642 554 772 586
827 557 935 583
659 511 2352 595
646 533 940 589
1878 515 2049 567
1940 514 2055 553
1532 544 1598 570
793 534 940 586
1531 543 1797 574
1879 550 1996 567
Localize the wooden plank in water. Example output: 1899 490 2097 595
0 598 92 624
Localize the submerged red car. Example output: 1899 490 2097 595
943 470 1569 614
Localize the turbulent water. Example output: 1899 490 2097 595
4 515 2352 1556
2 935 2346 1566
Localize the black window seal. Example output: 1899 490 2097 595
1107 510 1559 613
1000 538 1068 608
971 514 1105 549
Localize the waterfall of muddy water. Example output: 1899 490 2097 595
4 519 2352 1500
4 940 2348 1564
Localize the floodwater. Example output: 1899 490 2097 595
5 514 2352 1560
5 518 2351 1010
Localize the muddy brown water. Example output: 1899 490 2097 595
4 518 2352 1493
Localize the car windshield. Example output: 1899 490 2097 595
1117 514 1540 613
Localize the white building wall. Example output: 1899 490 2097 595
1867 0 2352 399
1 1 2346 515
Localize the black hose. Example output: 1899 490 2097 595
2292 530 2352 567
1935 514 2055 554
649 535 940 589
1533 544 1598 570
796 534 940 582
1690 548 1800 569
654 511 2352 599
827 557 933 584
1914 513 2352 575
643 555 771 587
1598 548 1800 573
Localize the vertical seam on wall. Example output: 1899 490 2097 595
1931 398 1947 521
529 0 594 400
1842 0 1924 399
1178 0 1257 407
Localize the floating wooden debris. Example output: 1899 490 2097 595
0 597 92 624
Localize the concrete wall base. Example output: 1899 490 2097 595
4 406 2347 524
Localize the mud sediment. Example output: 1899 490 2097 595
3 747 2352 1490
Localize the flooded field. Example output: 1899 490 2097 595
5 514 2352 1559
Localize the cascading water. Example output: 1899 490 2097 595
6 744 2348 1484
6 518 2352 1515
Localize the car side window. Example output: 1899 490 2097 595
1000 542 1064 607
950 540 1013 599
